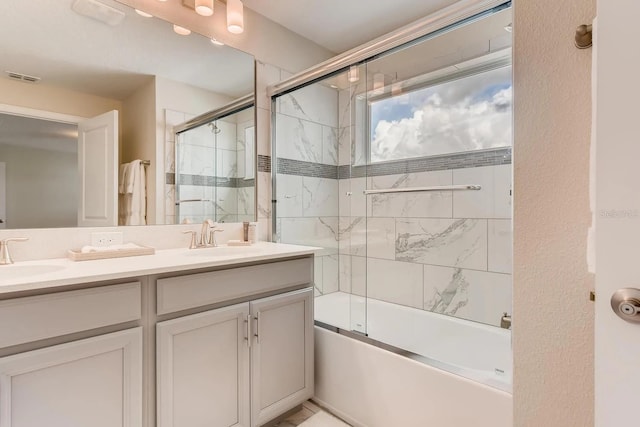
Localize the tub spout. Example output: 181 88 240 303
500 312 512 330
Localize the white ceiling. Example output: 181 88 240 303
0 0 254 100
242 0 462 53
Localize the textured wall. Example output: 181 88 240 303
513 1 596 426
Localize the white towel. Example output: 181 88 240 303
118 160 147 226
118 163 130 194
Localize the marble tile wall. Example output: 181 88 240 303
269 65 512 328
338 163 513 327
166 109 256 225
273 77 341 296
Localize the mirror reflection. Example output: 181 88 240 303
174 102 255 224
0 0 255 229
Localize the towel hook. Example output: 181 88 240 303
575 24 593 49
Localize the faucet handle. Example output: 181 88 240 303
209 228 224 247
182 231 198 249
0 237 29 265
1 237 29 243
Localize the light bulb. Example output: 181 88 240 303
195 0 214 16
173 25 191 36
227 0 244 34
135 9 153 18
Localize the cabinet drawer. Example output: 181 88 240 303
157 258 313 315
0 282 141 348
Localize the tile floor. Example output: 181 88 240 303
274 401 351 427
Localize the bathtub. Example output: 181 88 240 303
313 292 513 427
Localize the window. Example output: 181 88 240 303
369 65 512 163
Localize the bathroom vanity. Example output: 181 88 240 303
0 243 316 427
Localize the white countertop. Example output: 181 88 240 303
0 242 319 295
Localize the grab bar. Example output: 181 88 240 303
363 185 481 195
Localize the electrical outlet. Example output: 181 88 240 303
90 231 123 247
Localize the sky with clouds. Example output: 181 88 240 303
370 66 512 163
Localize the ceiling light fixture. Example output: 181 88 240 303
210 38 225 46
195 0 214 16
348 65 360 83
227 0 244 34
173 24 191 35
135 9 153 18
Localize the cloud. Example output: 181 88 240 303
370 68 512 162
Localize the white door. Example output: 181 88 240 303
250 288 314 427
595 2 640 425
0 162 5 229
0 328 142 427
77 110 118 227
156 303 251 427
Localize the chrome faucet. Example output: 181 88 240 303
0 237 29 265
500 312 512 330
182 220 223 249
200 219 215 246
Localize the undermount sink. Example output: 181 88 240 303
185 245 265 257
1 264 67 280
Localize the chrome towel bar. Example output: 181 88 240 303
363 185 481 195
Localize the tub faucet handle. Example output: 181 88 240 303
0 237 29 265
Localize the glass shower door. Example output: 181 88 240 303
272 65 368 336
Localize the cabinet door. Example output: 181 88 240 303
157 303 251 427
0 328 142 427
250 288 314 427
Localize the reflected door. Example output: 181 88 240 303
77 110 118 227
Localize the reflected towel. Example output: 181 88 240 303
118 163 130 194
118 160 147 226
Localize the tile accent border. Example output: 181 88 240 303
339 147 512 179
277 157 338 179
270 147 512 180
166 173 255 188
258 154 271 173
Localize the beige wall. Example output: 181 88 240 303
122 78 157 223
0 78 121 119
513 1 596 426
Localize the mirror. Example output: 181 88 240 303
0 0 255 229
173 99 255 224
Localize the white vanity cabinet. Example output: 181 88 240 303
0 328 143 427
0 283 144 427
0 251 315 427
157 287 314 427
250 288 314 427
156 303 252 427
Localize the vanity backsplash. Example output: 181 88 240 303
0 222 269 262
